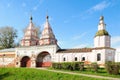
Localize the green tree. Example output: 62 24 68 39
0 26 17 48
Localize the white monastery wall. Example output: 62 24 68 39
54 52 92 63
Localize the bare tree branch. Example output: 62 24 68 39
0 26 17 48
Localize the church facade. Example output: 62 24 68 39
0 15 116 67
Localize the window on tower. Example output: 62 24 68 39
97 53 101 61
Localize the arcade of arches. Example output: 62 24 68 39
20 52 51 67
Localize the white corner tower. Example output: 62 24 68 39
94 16 111 48
92 16 115 65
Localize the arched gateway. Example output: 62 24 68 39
36 52 51 67
20 56 31 67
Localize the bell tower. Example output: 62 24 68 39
94 16 111 48
39 15 57 45
21 16 39 46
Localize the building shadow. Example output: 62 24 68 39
0 72 12 80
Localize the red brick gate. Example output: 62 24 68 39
20 56 31 67
36 52 51 67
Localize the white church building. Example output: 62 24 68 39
0 15 117 67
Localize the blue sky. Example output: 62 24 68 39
0 0 120 49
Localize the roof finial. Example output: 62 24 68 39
100 16 104 21
30 16 32 20
46 15 49 19
46 9 49 20
30 15 33 23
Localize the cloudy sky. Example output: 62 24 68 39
0 0 120 50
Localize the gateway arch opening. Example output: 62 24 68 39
20 56 31 67
36 52 51 67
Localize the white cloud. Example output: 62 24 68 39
49 16 53 21
111 36 120 45
39 0 44 4
22 2 26 7
57 40 69 48
41 22 45 29
33 6 37 11
33 4 40 11
111 36 120 51
58 41 65 46
33 0 45 11
87 1 111 13
7 3 10 7
63 20 69 23
24 11 29 16
73 44 87 48
72 32 87 40
72 44 91 48
116 47 120 52
33 4 39 11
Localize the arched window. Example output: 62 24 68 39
82 57 85 61
75 57 77 61
63 57 66 61
97 53 101 61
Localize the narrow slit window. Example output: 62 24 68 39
97 53 101 61
75 57 77 61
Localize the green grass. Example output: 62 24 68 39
49 68 120 78
0 68 107 80
78 68 120 78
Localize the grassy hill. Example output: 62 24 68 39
0 68 107 80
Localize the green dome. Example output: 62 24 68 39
95 30 109 37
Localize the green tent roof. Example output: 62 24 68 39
95 30 109 37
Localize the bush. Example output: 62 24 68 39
85 64 92 71
105 62 120 75
52 63 62 69
74 63 80 70
79 63 84 71
52 62 84 71
91 63 99 72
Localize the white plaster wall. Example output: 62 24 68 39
0 57 14 66
115 51 120 62
54 52 92 63
92 49 106 64
94 36 110 47
105 49 115 62
16 45 58 61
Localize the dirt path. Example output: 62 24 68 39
37 68 120 80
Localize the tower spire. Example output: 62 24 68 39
39 15 57 45
21 16 39 46
46 10 49 22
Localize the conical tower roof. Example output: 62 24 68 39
21 16 39 46
41 15 56 39
24 16 37 38
40 15 57 45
